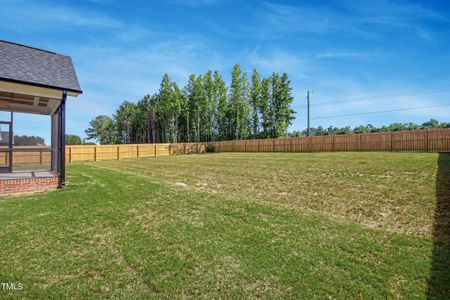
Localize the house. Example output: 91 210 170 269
0 40 82 194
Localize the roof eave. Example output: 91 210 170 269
0 77 82 95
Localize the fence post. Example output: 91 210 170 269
244 140 247 152
154 144 157 157
332 135 335 152
425 130 429 152
137 145 140 158
390 132 393 151
117 146 120 160
358 134 362 151
272 139 275 152
39 148 43 164
94 146 97 161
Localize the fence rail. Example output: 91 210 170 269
208 128 450 153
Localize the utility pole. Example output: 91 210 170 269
307 91 311 136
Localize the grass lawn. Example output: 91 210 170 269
0 152 448 298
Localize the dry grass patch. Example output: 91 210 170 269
93 152 438 236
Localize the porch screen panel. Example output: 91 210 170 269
51 109 60 173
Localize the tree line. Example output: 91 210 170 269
85 64 295 144
13 135 45 146
289 119 450 137
13 135 93 146
13 120 448 146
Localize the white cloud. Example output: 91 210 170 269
349 0 448 24
247 0 448 41
244 48 304 73
249 2 337 38
0 1 123 31
316 52 370 59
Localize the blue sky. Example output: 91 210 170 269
1 0 450 143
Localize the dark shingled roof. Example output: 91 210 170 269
0 40 82 94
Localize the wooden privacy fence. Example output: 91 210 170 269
208 128 450 153
0 146 52 166
66 143 205 163
5 129 450 166
2 143 205 166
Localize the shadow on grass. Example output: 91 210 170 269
427 153 450 299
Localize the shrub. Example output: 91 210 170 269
206 144 215 153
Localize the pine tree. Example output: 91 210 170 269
269 72 282 138
213 71 228 141
266 72 296 138
135 96 149 143
85 115 114 144
170 82 182 143
186 74 204 142
158 74 173 142
178 89 190 142
250 69 261 139
229 64 251 140
146 94 158 143
186 75 196 142
203 70 215 142
259 77 271 138
239 73 251 139
278 73 295 136
114 101 137 144
194 75 205 142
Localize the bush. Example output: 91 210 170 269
206 144 215 153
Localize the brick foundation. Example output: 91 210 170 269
0 176 61 195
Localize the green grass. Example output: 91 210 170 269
0 152 448 299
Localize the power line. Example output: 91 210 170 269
296 98 308 111
314 87 450 105
311 87 450 107
312 103 450 120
